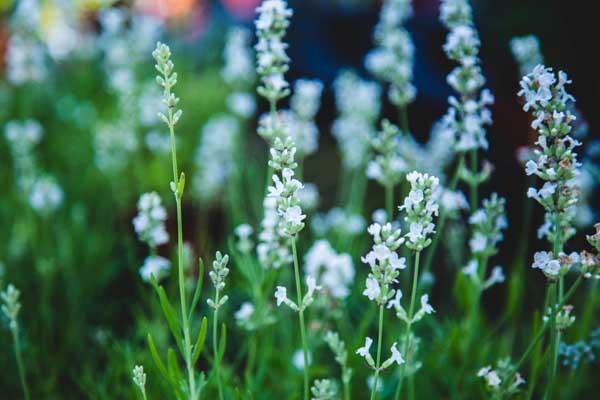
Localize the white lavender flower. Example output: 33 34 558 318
310 379 339 400
132 365 147 395
304 240 355 299
284 79 324 157
235 224 255 254
223 27 257 119
255 0 293 105
267 138 306 236
1 284 21 331
139 255 171 283
4 119 43 192
400 171 440 251
367 119 408 188
235 302 255 328
510 35 544 77
519 65 580 243
192 115 240 203
311 208 366 237
477 359 526 396
531 251 577 280
207 252 230 309
94 121 139 172
257 196 292 269
133 192 169 248
366 0 416 107
28 175 64 215
440 0 494 153
332 71 382 170
467 193 507 256
362 222 406 306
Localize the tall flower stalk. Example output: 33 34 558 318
358 221 406 399
2 284 30 400
147 42 209 400
440 0 494 211
393 171 439 400
518 64 580 398
269 136 315 400
207 252 230 400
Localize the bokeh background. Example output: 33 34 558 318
1 0 599 398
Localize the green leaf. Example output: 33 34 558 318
192 316 209 365
151 279 183 354
177 172 186 196
167 348 185 395
189 258 205 320
218 322 227 360
147 333 169 379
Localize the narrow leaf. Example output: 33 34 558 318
152 280 183 354
147 333 169 379
192 316 209 365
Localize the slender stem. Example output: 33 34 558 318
292 238 309 400
469 149 478 212
421 154 464 275
140 387 148 400
12 327 30 400
545 213 564 399
168 112 197 400
213 290 224 400
343 374 350 400
370 305 385 400
386 185 394 221
394 251 421 400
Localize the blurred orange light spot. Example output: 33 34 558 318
136 0 198 19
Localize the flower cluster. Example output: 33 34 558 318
207 252 230 309
133 192 169 248
4 120 64 215
255 0 293 105
139 256 171 283
153 42 183 131
466 193 507 255
257 196 292 269
324 331 353 386
310 379 339 400
510 35 544 77
1 284 21 331
267 137 306 237
311 208 366 238
400 172 440 251
520 65 580 243
222 27 256 118
192 115 240 203
356 337 404 370
365 0 416 107
440 0 494 152
531 250 578 280
387 290 435 325
367 119 408 189
304 240 355 299
579 223 600 279
362 223 406 306
275 276 321 311
132 365 147 397
332 71 382 170
477 358 525 397
284 79 324 158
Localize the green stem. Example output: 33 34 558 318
421 154 464 275
370 305 385 400
12 327 30 400
469 149 478 212
292 238 309 400
385 185 394 221
394 251 421 400
545 213 564 399
168 112 197 400
213 290 224 400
